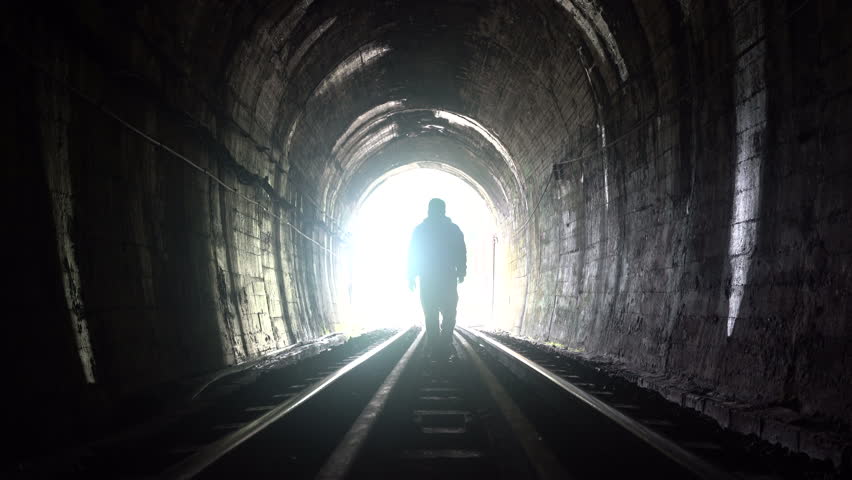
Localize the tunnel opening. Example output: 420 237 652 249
333 164 511 336
317 102 532 340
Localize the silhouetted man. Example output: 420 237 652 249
408 198 466 359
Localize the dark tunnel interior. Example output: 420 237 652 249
2 0 851 471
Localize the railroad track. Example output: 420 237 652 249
29 325 836 479
12 329 400 477
164 326 743 480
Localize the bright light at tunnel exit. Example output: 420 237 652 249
338 168 499 333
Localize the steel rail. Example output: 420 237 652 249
163 326 417 479
454 332 571 480
459 327 735 480
315 330 425 480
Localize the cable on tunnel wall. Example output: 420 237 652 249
216 107 348 237
97 1 349 237
512 168 554 237
5 43 337 257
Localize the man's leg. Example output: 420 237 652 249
420 288 440 357
438 285 459 356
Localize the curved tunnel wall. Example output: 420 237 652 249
3 0 851 457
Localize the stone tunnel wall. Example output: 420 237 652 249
2 1 338 412
509 0 852 434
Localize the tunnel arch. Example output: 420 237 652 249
6 0 852 464
312 104 535 337
319 108 526 221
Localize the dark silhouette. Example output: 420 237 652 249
408 198 467 359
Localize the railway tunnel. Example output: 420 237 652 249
2 0 851 474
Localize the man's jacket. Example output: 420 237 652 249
408 215 467 284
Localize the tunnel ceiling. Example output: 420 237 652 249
201 0 632 224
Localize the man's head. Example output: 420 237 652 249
427 198 446 218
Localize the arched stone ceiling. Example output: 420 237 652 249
207 0 635 225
